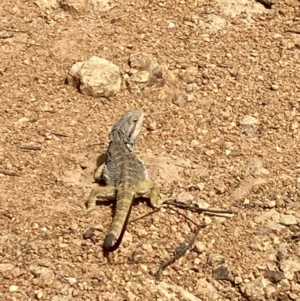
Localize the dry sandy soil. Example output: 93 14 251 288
1 0 300 300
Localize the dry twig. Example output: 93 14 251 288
153 198 234 280
51 132 69 137
155 223 206 281
284 28 300 34
0 169 21 177
19 145 42 151
164 199 234 216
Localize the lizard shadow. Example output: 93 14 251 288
94 197 149 210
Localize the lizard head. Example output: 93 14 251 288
109 109 144 149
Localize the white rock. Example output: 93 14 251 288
9 285 18 292
254 208 280 224
65 277 77 284
191 139 199 147
67 56 121 97
245 159 269 176
205 150 215 156
208 254 225 267
197 182 205 191
270 83 279 91
176 192 194 203
0 263 14 273
240 115 259 127
195 278 219 299
167 22 175 29
279 214 297 226
90 0 113 11
280 259 300 280
194 241 206 252
35 290 43 299
34 0 59 9
240 277 266 300
264 284 276 298
196 199 210 209
204 216 212 225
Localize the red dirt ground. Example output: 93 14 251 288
1 0 300 300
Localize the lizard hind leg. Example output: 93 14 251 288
85 185 116 211
135 179 164 208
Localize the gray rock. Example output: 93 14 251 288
264 269 284 283
212 265 233 281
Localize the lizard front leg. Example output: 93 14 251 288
94 163 105 181
86 185 116 211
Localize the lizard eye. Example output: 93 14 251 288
133 118 138 123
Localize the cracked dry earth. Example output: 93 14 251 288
1 0 300 300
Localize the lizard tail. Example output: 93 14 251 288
103 190 134 252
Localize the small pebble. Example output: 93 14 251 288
9 285 18 292
83 229 94 240
186 84 194 92
35 290 43 299
194 258 201 265
191 139 199 147
204 216 212 225
140 264 148 272
266 200 276 208
270 83 279 91
240 115 259 127
65 277 77 285
167 22 175 29
205 150 215 156
264 284 276 298
194 241 206 252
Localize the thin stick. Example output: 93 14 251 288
164 199 234 215
129 208 159 223
19 145 41 151
0 28 28 33
51 132 69 137
0 170 21 177
87 143 102 147
155 223 206 281
167 206 199 226
0 33 14 39
284 29 300 34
